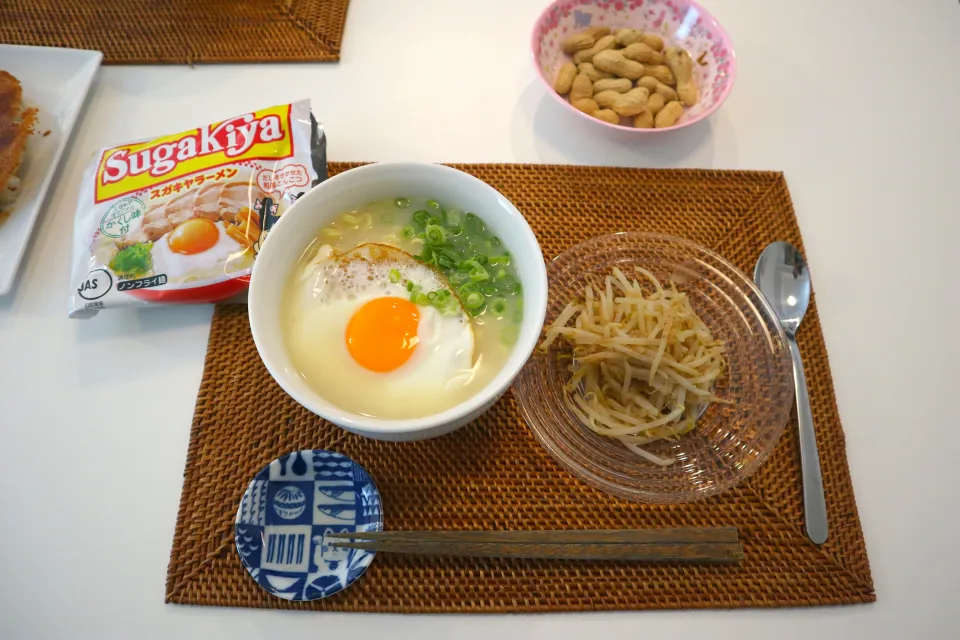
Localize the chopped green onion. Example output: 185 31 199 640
437 295 459 316
438 247 460 262
382 208 519 305
463 291 484 310
424 224 447 246
467 303 486 317
415 292 430 306
406 281 414 292
469 266 490 282
458 282 479 295
388 268 401 284
412 210 430 228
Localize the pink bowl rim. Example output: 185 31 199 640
530 0 737 134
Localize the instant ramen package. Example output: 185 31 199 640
68 99 326 318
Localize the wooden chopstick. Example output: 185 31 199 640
327 528 742 564
328 527 738 544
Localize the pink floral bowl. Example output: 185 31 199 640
532 0 736 133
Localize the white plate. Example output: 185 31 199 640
0 45 101 296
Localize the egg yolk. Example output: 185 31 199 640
167 218 219 255
346 296 420 373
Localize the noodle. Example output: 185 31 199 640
541 267 728 465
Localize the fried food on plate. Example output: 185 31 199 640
0 70 39 209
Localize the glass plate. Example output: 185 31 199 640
514 232 793 503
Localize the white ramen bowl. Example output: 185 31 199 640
249 162 548 442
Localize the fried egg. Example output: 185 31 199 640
284 243 477 419
151 218 246 281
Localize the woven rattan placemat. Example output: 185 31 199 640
0 0 350 64
166 163 874 611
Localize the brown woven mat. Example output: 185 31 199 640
0 0 350 64
166 163 874 612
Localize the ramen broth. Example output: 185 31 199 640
281 197 524 419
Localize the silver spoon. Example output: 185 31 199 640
754 242 828 545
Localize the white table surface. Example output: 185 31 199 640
2 0 959 637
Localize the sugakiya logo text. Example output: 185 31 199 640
100 113 285 185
